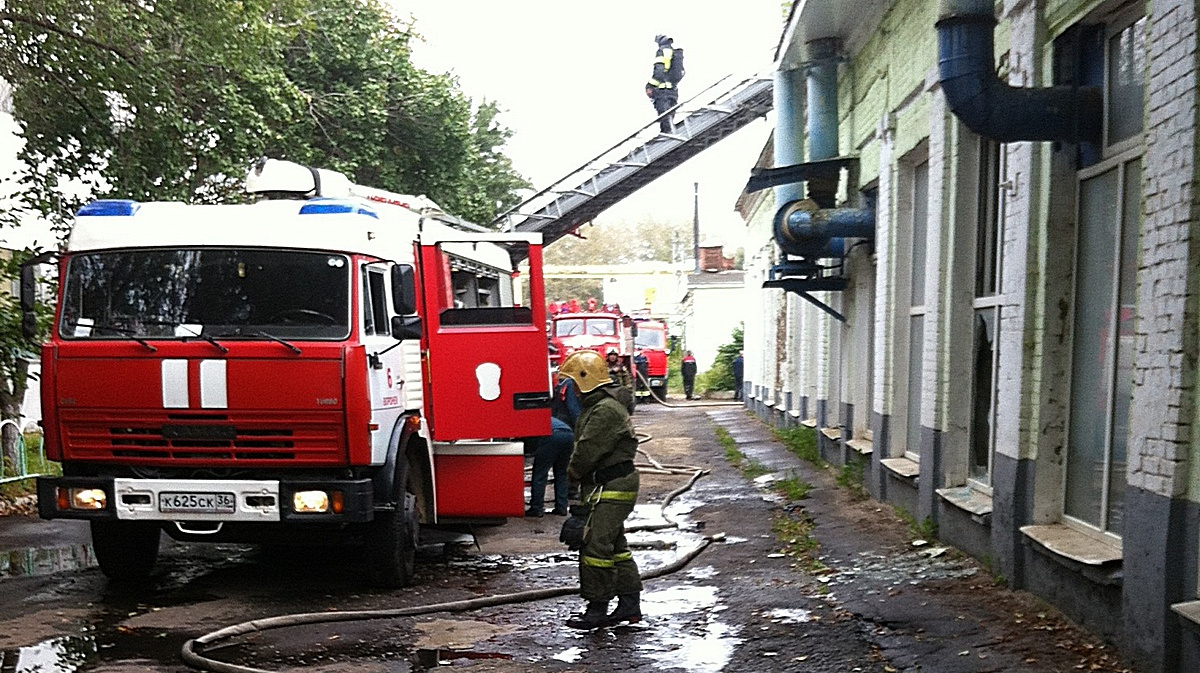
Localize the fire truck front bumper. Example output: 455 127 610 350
37 476 375 523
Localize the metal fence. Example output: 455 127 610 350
0 418 49 485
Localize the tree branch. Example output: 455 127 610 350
0 12 135 63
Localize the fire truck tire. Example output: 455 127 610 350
370 493 419 588
90 520 160 582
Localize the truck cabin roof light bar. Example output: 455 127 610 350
77 200 141 217
298 198 379 219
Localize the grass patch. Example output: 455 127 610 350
718 427 772 478
772 512 826 573
0 433 59 498
835 457 867 499
774 475 812 501
894 506 938 541
773 426 822 465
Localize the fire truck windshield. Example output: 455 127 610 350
59 249 351 340
554 318 616 337
634 326 666 350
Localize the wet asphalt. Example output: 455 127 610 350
0 401 1136 672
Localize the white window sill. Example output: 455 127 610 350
1172 601 1200 629
1020 524 1123 566
881 456 919 479
846 438 873 455
820 427 842 441
800 418 818 428
936 485 993 523
788 409 801 418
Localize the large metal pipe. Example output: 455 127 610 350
772 37 874 264
936 0 1101 143
806 38 840 163
774 200 874 259
773 67 806 207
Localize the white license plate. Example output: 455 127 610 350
159 492 236 514
651 380 663 386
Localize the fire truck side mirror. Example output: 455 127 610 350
390 315 423 341
391 264 418 315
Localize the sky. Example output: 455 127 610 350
393 0 784 251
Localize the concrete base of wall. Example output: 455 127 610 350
1021 536 1124 643
935 498 992 563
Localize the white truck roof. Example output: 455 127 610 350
66 160 538 271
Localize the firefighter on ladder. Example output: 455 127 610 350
646 34 681 133
557 350 643 629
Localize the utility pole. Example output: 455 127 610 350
693 182 700 272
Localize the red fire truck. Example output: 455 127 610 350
632 318 669 400
23 159 551 587
547 311 636 372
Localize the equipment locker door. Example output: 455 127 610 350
418 233 551 442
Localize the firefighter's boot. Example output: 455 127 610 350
607 593 642 625
565 601 610 630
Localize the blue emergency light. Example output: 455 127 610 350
298 198 379 219
77 200 140 216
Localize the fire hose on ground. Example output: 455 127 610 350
182 442 717 673
632 369 742 408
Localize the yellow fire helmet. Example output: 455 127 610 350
558 350 613 394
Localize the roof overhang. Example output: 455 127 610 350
774 0 890 69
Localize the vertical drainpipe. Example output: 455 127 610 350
806 37 841 206
773 67 807 208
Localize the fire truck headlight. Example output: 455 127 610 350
68 488 107 510
292 490 331 513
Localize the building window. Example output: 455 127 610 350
1064 14 1144 537
969 141 1003 487
901 160 929 460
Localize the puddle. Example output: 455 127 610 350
551 646 584 663
0 635 96 672
637 585 742 673
1 545 97 578
766 607 813 623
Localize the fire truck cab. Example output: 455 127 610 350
25 159 551 587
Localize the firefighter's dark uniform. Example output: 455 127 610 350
568 385 642 622
646 37 679 133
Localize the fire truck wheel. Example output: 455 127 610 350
370 493 419 588
90 520 160 582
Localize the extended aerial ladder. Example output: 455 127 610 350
493 74 774 250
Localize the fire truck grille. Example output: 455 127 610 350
60 413 346 464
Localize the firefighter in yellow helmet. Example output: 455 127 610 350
556 350 642 629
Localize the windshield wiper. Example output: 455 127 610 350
256 331 301 355
174 325 228 354
89 324 158 352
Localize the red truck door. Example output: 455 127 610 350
418 233 551 441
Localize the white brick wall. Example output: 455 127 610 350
1130 0 1199 497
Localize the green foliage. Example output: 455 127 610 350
894 506 938 541
836 457 868 499
0 432 59 499
774 475 812 501
773 425 822 465
771 513 826 573
716 426 768 477
0 0 530 227
698 324 743 392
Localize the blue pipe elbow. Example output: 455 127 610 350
936 11 1101 143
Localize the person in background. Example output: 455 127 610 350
732 350 744 401
557 350 642 630
605 349 634 412
526 416 574 517
681 350 697 400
